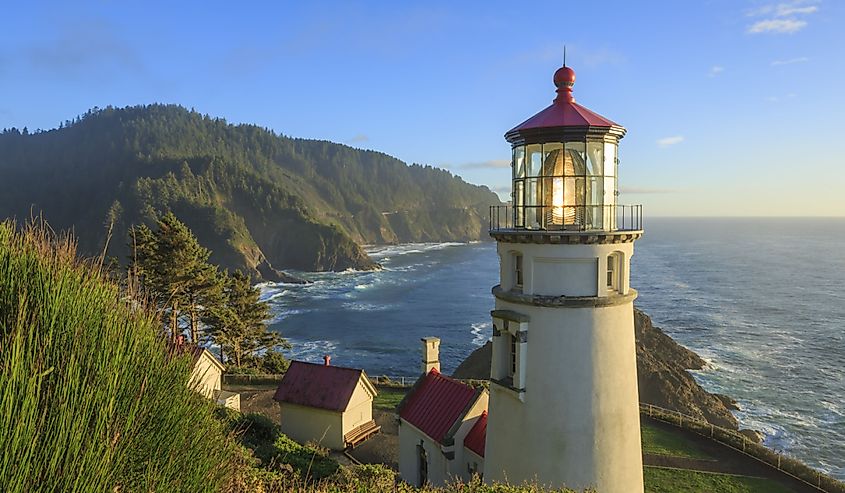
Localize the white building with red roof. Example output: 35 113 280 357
168 337 239 410
397 339 488 487
273 357 379 450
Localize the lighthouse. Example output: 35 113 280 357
483 64 644 492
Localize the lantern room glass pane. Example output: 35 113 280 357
587 177 603 229
587 141 603 176
524 177 541 228
514 180 525 227
514 146 525 179
604 142 617 177
526 144 542 177
542 142 563 177
564 141 586 177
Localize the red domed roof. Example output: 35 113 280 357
506 65 622 139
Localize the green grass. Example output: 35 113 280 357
374 387 407 411
644 467 795 493
0 222 237 492
641 421 713 460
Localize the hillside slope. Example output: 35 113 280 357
0 105 501 278
0 222 236 491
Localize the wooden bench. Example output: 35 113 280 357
344 420 381 449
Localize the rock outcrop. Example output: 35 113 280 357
453 307 739 430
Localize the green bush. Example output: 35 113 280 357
238 412 283 443
273 434 340 480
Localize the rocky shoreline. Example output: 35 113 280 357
452 307 761 441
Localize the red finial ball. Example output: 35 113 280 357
554 66 576 87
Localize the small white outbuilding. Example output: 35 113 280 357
273 358 380 450
398 338 489 487
169 338 240 411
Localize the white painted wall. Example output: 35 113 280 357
486 240 643 493
533 257 598 296
189 351 222 399
399 421 449 487
279 402 344 450
342 380 374 432
464 448 485 481
485 302 642 492
447 393 488 481
499 242 634 297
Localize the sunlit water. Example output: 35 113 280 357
261 218 845 478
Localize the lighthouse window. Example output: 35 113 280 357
607 253 620 291
513 146 525 179
509 334 517 377
513 254 523 290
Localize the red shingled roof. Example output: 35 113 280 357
464 410 487 457
273 361 372 412
399 368 479 444
508 100 619 133
166 339 221 370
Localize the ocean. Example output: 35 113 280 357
260 217 845 479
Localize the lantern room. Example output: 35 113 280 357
494 65 638 233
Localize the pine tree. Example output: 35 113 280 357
205 270 287 367
129 212 221 342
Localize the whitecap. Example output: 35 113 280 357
341 301 390 312
284 339 339 363
470 322 492 346
262 289 290 302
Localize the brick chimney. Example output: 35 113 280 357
323 354 331 366
421 337 440 374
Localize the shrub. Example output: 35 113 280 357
238 413 282 444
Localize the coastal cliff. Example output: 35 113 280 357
453 307 739 430
0 105 501 279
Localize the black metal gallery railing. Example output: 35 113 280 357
489 204 643 233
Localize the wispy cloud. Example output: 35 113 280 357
348 134 369 143
747 2 818 17
771 56 809 65
460 159 510 169
748 18 807 33
656 136 684 148
747 1 818 34
708 66 725 77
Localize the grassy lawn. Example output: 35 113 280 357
644 467 794 493
641 421 713 460
373 387 408 411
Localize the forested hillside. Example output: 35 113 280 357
0 105 501 277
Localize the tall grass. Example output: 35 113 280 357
0 222 236 492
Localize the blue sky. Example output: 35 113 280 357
2 0 843 216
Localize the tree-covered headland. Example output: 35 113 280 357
0 105 502 279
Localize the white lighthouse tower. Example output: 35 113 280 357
483 63 644 492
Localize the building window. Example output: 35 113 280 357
509 334 517 377
417 442 428 486
607 253 621 292
513 254 523 290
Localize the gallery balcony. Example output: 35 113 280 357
489 205 643 244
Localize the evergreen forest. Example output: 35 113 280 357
0 105 502 278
